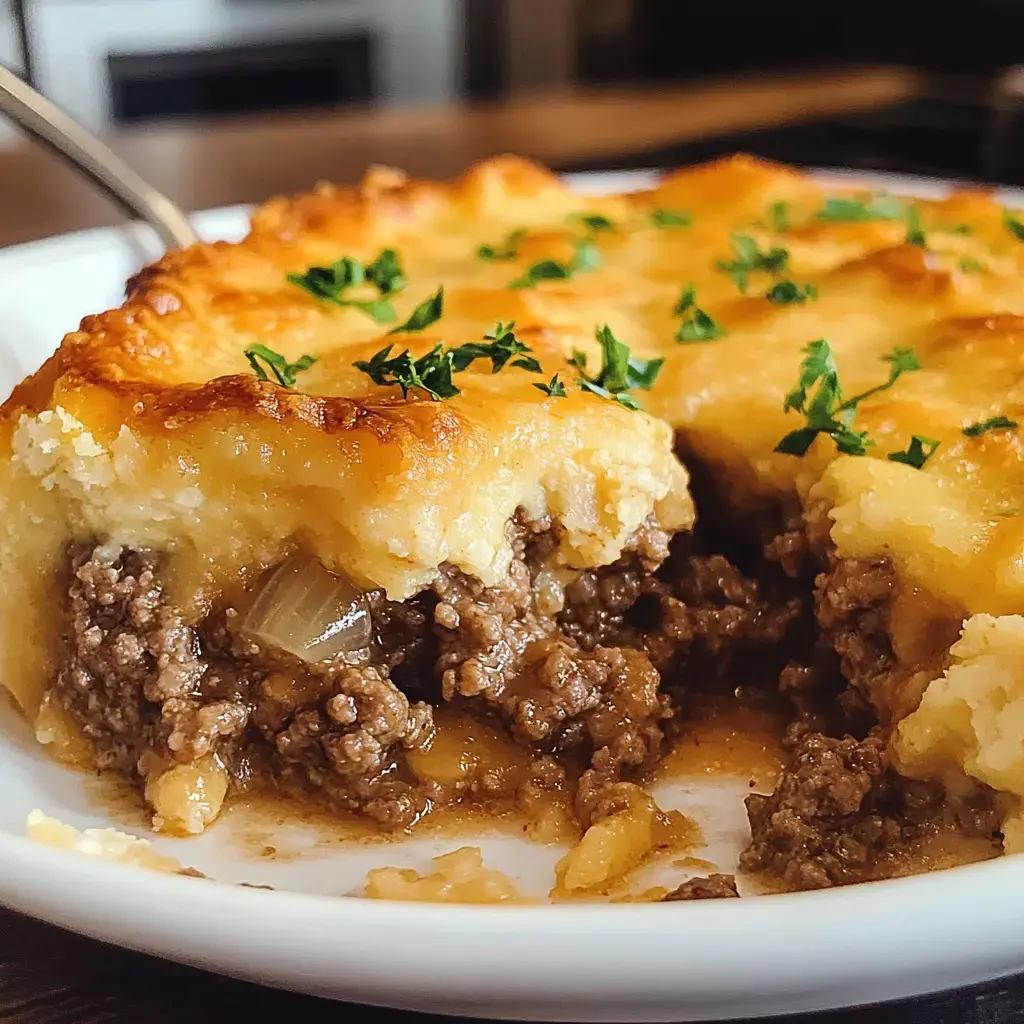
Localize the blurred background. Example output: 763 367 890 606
2 0 1024 244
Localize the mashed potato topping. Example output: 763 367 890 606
25 810 182 872
896 615 1024 831
362 846 520 903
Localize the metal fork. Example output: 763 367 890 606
0 64 198 250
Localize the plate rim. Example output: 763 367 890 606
1 828 1022 1021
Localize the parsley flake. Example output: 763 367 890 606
534 373 567 398
245 345 317 388
888 435 939 469
769 201 790 233
354 343 458 400
288 248 408 324
508 239 601 290
963 415 1019 437
815 194 906 223
571 325 663 411
344 297 399 322
572 238 603 273
571 213 615 233
509 259 573 290
717 234 788 293
450 321 541 374
766 281 819 305
673 284 725 343
364 249 407 294
958 256 986 273
388 287 444 334
355 320 543 400
478 229 526 262
650 208 692 228
904 206 927 248
288 257 363 300
1004 210 1024 243
775 340 921 458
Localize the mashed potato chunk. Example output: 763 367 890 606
897 614 1024 809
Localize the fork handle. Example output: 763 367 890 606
0 65 198 249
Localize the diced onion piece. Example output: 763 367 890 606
244 555 371 661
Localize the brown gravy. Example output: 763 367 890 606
656 698 788 791
78 697 999 891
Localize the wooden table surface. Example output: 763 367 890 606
4 63 1019 1023
0 65 925 247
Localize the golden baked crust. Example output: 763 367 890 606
6 152 1024 839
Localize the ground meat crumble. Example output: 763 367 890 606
739 723 940 890
56 548 209 773
663 873 740 901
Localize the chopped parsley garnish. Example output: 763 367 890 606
450 321 541 374
478 229 526 262
571 212 615 233
904 206 927 248
570 325 663 411
354 344 459 400
288 249 408 323
815 193 905 223
364 248 407 294
288 256 362 299
534 373 567 398
769 201 790 233
1004 210 1024 242
947 223 972 236
345 297 400 322
673 284 725 343
496 217 606 286
775 340 920 457
572 238 603 273
958 256 986 273
963 415 1019 437
355 319 541 399
766 281 818 305
888 435 939 469
508 240 601 289
244 345 317 388
650 208 692 228
509 259 573 289
716 233 788 293
388 287 444 334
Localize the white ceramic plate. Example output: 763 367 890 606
1 169 1023 1023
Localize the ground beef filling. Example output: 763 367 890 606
432 555 671 788
39 521 659 819
559 539 804 687
774 551 897 732
56 510 804 833
57 547 439 828
740 723 942 890
745 533 1000 890
56 548 212 773
52 506 986 890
